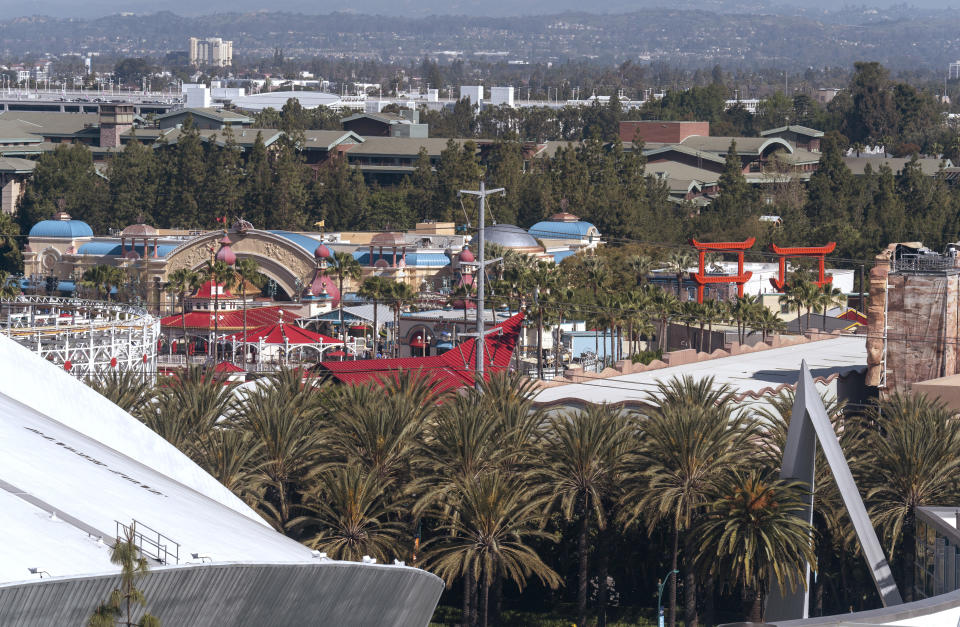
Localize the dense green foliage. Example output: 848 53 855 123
86 366 957 626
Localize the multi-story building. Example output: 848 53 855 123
188 37 233 67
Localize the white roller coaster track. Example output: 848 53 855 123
0 296 159 379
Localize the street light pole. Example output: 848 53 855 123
458 181 504 384
657 569 679 627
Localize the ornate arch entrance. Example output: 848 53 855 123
163 229 318 303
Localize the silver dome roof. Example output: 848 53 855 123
484 224 541 250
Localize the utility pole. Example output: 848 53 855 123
458 181 504 384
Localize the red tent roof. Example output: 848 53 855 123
214 361 245 373
317 312 524 393
225 323 342 345
161 306 301 331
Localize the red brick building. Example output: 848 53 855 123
619 120 710 144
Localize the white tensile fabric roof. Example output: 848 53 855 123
0 332 313 584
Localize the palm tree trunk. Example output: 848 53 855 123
747 586 763 623
704 573 715 627
904 511 917 602
669 523 678 627
684 532 698 627
213 291 219 360
537 309 543 379
181 291 187 359
338 277 345 359
463 571 474 627
578 493 589 627
597 525 610 627
707 320 713 352
372 298 378 357
241 285 247 366
492 567 503 627
480 564 491 627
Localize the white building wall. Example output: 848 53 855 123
490 86 514 107
459 85 483 107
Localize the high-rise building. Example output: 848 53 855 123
188 36 233 67
950 61 960 80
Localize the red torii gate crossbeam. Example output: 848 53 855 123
769 242 836 291
691 237 755 303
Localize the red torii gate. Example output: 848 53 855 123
768 242 836 291
690 237 755 303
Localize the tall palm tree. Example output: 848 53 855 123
817 283 846 331
730 294 761 344
422 472 561 627
388 281 417 357
695 470 817 623
756 307 787 342
538 404 632 627
235 257 261 364
85 369 156 417
666 249 695 299
165 267 201 354
204 260 238 360
627 254 656 286
138 366 236 451
231 369 324 528
81 264 124 301
857 393 960 601
330 251 363 343
647 287 679 352
290 464 406 562
623 376 757 627
358 275 393 357
524 261 557 378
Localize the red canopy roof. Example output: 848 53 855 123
193 279 234 299
317 312 524 393
214 361 245 373
161 306 300 331
225 323 343 345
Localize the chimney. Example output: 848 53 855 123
99 104 134 148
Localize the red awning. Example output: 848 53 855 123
225 323 343 345
161 306 301 331
214 361 245 373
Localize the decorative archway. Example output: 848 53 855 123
163 229 318 303
690 237 755 303
769 242 836 290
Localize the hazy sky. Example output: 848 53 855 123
12 0 959 18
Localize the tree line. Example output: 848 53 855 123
86 366 959 626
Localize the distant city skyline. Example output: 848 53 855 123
14 0 960 18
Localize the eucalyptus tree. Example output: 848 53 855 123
623 376 757 627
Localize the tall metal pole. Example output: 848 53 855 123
477 181 486 379
458 181 504 385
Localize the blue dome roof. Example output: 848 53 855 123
528 220 599 240
29 218 94 239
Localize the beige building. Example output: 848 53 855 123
189 37 233 67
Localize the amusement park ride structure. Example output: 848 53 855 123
0 296 159 378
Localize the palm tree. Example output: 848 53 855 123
388 281 417 357
85 370 156 416
647 287 679 352
290 464 406 562
755 307 787 342
695 470 817 623
190 427 263 502
817 283 846 331
627 254 655 286
235 257 261 364
88 522 161 627
81 264 124 301
524 261 557 378
730 294 761 344
857 393 960 601
422 472 561 627
165 267 201 353
538 404 632 627
203 260 237 360
138 366 236 451
329 251 363 343
666 249 695 299
703 299 727 353
230 369 324 528
623 376 757 627
358 275 393 357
